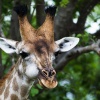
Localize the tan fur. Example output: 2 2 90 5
19 16 36 41
19 14 54 44
37 15 54 43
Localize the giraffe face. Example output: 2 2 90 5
16 39 58 88
0 37 79 88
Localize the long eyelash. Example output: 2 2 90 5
19 51 29 58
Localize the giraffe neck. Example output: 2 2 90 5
0 58 35 100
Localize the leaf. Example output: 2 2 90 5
36 84 43 89
60 0 69 7
30 87 39 97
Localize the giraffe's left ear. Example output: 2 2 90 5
55 37 79 52
0 37 18 54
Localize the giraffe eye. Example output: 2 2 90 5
19 51 29 58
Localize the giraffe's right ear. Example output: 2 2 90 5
0 37 18 54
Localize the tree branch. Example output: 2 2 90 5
54 0 100 40
55 40 100 71
54 0 78 40
35 0 45 26
76 0 100 33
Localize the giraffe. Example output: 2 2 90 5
0 5 79 100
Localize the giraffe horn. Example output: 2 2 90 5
38 6 57 42
14 4 36 41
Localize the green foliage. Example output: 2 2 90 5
60 0 69 7
2 0 12 15
31 15 37 28
53 0 62 6
76 32 92 45
30 86 39 97
1 51 12 76
36 84 43 89
90 4 100 21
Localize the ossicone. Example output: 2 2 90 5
45 6 57 17
14 4 28 17
13 4 36 41
13 4 57 42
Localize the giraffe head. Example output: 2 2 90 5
0 5 79 88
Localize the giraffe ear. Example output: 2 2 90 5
0 37 17 54
55 37 79 52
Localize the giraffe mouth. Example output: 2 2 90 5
38 74 58 89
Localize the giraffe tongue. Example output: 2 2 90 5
38 75 58 89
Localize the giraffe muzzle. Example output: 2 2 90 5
38 68 58 89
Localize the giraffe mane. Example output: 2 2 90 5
0 66 15 87
0 58 21 87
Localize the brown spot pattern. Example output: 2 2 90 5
34 39 49 54
0 85 5 95
20 85 28 97
10 94 19 100
4 84 10 99
13 78 19 92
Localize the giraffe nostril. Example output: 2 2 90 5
42 70 48 76
49 70 56 77
51 70 56 76
42 69 56 78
